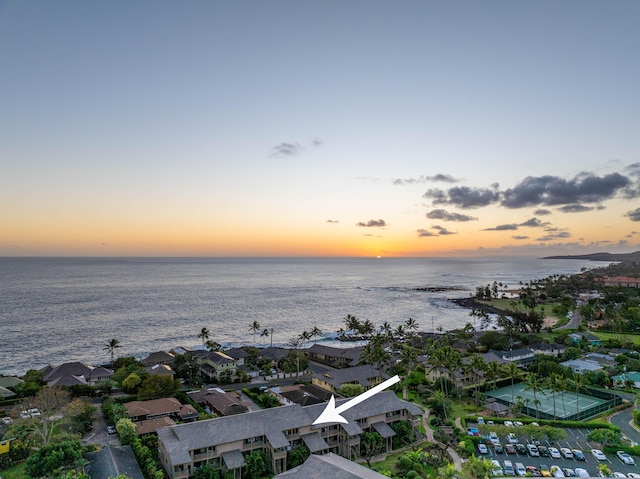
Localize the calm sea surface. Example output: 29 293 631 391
0 256 607 376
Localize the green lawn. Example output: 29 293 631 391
592 331 640 345
0 463 29 479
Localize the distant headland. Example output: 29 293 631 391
543 250 640 262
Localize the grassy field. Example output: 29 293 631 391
0 463 29 479
592 331 640 345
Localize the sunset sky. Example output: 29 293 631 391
2 1 639 257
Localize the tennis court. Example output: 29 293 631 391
485 382 620 420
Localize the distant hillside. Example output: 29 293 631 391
543 251 640 262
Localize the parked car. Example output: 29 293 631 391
504 420 514 427
616 450 635 465
627 474 640 478
549 447 561 459
515 462 526 477
478 443 489 454
551 465 565 477
1 417 12 425
562 468 576 477
540 464 551 477
508 432 518 444
572 449 585 461
107 425 116 435
487 420 495 425
538 445 550 457
516 443 527 454
526 465 541 477
503 460 515 476
527 444 540 457
494 443 504 454
514 421 524 427
490 459 503 477
478 416 485 424
591 449 607 461
560 448 573 459
612 473 626 478
491 437 501 446
574 468 589 478
505 444 517 455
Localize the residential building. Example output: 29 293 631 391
584 352 616 367
560 359 604 374
191 350 240 381
598 276 640 288
39 362 114 386
306 344 362 368
528 342 567 357
612 371 640 389
489 348 535 366
134 416 177 436
312 365 388 394
225 348 249 367
157 390 422 479
271 384 333 407
187 388 249 416
569 332 603 346
141 351 176 367
145 364 175 378
274 452 389 479
125 398 184 422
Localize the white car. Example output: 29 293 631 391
549 447 561 459
575 468 589 478
478 443 489 454
507 432 518 444
613 473 626 479
478 417 485 424
1 417 12 424
616 450 635 465
627 474 640 478
504 420 514 427
560 448 573 459
490 459 503 476
513 421 524 427
591 448 607 461
490 437 501 446
527 444 540 457
551 465 565 477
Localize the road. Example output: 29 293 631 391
609 397 640 446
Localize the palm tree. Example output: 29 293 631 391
198 327 210 349
485 360 502 391
360 319 375 337
401 346 417 378
547 373 563 418
309 326 323 340
205 340 221 351
394 324 406 340
103 338 121 368
404 317 419 338
288 336 304 378
504 362 522 407
260 328 269 345
249 321 261 345
571 372 586 416
524 374 545 419
344 314 361 335
468 353 487 405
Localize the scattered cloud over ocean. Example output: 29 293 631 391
425 209 477 222
394 174 459 185
356 219 387 228
626 208 640 221
269 138 323 158
423 184 501 209
326 219 339 224
417 225 456 237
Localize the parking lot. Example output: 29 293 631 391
468 421 640 477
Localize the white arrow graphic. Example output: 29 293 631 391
312 375 401 425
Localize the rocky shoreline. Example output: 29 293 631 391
450 297 506 316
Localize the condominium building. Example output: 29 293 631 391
157 390 422 479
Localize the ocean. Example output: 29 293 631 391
0 256 607 376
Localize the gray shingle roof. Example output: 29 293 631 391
221 449 246 469
372 421 396 438
301 432 329 453
275 453 389 479
158 391 422 466
313 365 388 389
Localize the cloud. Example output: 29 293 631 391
425 209 478 222
326 219 339 224
423 184 500 208
394 174 459 185
501 172 630 208
484 224 519 231
417 225 457 237
311 138 323 148
356 219 387 227
519 217 550 227
270 142 302 157
625 207 640 221
534 209 552 216
536 231 572 241
432 225 456 235
557 204 595 213
512 235 529 240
